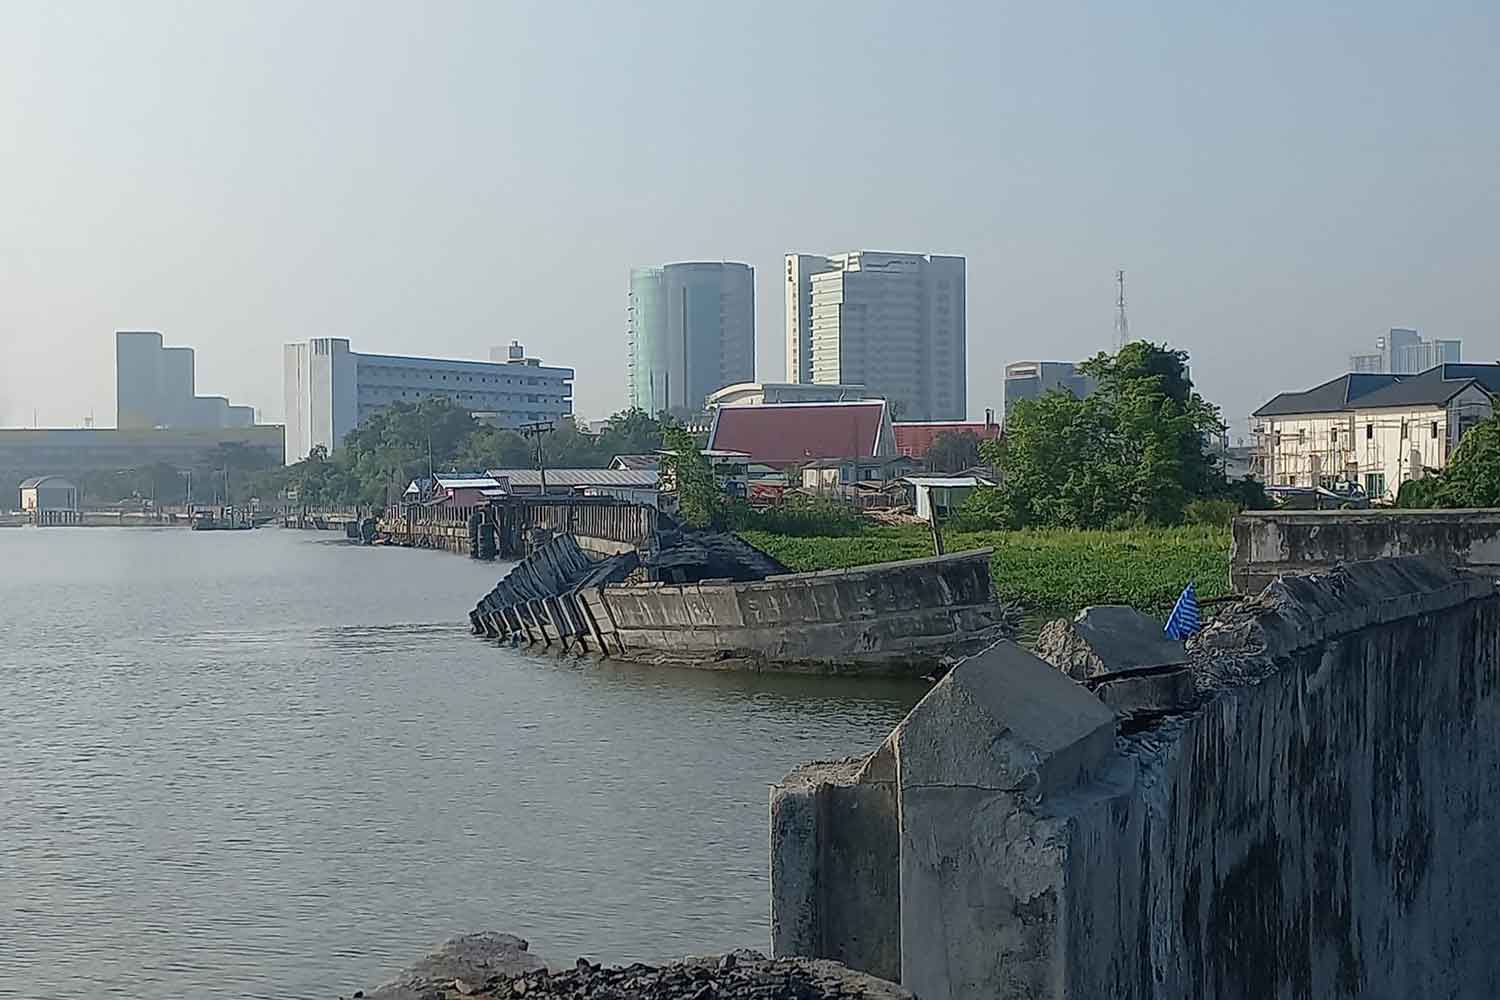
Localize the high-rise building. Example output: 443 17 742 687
283 338 573 462
1002 361 1098 416
784 251 966 421
627 262 755 415
115 331 255 429
1349 328 1460 374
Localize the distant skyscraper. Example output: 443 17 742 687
115 331 255 429
626 262 755 414
1349 328 1460 374
784 251 966 421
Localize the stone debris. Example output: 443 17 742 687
361 933 548 1000
354 938 910 1000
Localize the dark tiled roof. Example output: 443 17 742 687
1254 365 1500 417
708 401 889 465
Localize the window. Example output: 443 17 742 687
1364 472 1386 498
1400 420 1409 441
1298 429 1306 444
1431 421 1439 439
1366 423 1373 440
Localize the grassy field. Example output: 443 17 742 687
738 524 1233 617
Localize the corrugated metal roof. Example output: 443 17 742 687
902 475 995 488
485 468 659 488
18 475 73 490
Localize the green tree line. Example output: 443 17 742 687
246 399 668 508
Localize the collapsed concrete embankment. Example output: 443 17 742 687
469 533 1018 676
771 556 1500 999
356 932 912 1000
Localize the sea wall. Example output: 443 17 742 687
595 549 1003 675
1230 508 1500 592
771 557 1500 999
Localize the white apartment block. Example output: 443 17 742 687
283 338 573 463
1253 365 1498 501
785 251 965 421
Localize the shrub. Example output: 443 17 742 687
730 494 866 536
1183 498 1239 527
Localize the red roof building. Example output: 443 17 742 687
893 419 1001 459
706 400 895 468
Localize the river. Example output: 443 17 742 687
0 527 922 1000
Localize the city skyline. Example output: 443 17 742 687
2 3 1496 432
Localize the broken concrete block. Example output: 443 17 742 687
1034 604 1186 682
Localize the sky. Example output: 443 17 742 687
1 1 1496 438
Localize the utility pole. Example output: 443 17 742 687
518 420 554 495
1114 269 1130 351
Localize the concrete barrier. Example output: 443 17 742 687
1230 507 1500 592
773 556 1500 998
599 549 1009 675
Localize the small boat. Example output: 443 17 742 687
191 508 256 531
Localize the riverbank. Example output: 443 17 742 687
738 524 1232 616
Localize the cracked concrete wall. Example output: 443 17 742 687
772 557 1500 1000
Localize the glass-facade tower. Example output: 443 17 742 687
627 262 754 415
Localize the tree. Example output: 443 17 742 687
924 430 982 473
659 423 723 528
961 342 1228 528
597 408 664 458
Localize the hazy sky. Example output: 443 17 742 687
2 1 1496 436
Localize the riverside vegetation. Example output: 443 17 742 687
740 524 1231 617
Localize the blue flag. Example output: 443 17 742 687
1164 582 1201 640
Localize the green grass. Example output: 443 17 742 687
738 524 1232 617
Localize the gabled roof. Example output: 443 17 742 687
1254 364 1500 417
707 400 891 466
609 454 660 471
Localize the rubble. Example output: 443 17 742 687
354 938 910 1000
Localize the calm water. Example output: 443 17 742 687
0 528 921 999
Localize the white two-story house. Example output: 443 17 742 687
1253 364 1499 502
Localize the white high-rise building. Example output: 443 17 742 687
784 251 966 421
282 338 573 463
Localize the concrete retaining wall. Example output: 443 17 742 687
598 549 1004 675
773 557 1500 999
1230 508 1500 592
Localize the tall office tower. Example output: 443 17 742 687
626 262 755 414
785 251 966 421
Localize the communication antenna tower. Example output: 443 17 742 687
1114 269 1129 351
